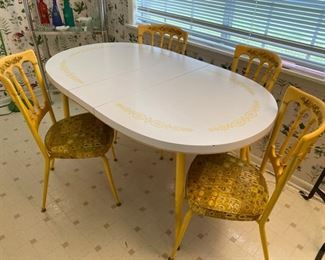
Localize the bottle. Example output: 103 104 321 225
51 0 63 27
63 0 75 27
37 0 50 24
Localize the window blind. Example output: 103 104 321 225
136 0 325 72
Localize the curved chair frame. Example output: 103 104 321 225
0 50 121 212
170 85 325 260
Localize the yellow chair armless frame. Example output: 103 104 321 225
169 85 325 260
138 24 188 55
232 45 282 162
232 44 282 92
0 50 121 212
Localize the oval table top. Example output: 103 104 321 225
46 42 278 154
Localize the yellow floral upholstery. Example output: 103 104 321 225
187 153 269 221
45 113 114 159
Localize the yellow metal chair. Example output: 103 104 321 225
138 24 188 54
170 86 325 260
232 45 282 162
0 50 121 212
232 45 282 92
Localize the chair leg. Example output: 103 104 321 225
50 158 55 171
101 156 121 206
240 146 250 163
240 147 246 161
169 210 193 260
111 145 118 162
41 158 51 212
62 94 70 118
258 221 269 260
113 131 118 144
246 146 251 163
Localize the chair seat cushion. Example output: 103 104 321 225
187 153 269 221
45 113 114 159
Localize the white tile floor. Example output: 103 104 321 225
0 92 324 260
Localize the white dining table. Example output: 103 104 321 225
46 42 278 242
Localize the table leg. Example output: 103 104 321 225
175 152 186 241
62 94 70 118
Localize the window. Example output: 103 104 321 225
136 0 325 73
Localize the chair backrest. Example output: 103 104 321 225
232 45 282 92
259 85 325 222
138 24 188 54
0 49 56 157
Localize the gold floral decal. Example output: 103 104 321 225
0 56 23 73
59 44 115 83
233 79 255 95
59 45 108 83
209 100 260 131
116 103 193 132
59 60 84 84
69 44 107 57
